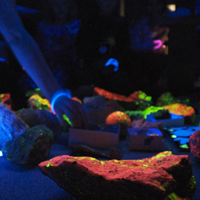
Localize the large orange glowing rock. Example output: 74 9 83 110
106 111 131 127
163 103 195 123
38 151 196 200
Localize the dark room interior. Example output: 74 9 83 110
1 0 200 199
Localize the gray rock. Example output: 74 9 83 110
83 96 123 124
3 125 54 167
15 108 62 138
0 103 29 149
131 118 162 129
83 95 105 105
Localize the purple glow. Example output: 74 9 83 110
153 40 162 50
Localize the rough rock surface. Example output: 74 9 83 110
28 94 51 112
39 151 196 200
83 95 123 124
131 118 162 129
69 145 123 160
0 102 29 149
156 92 190 107
3 125 54 167
0 93 12 109
189 129 200 162
125 110 144 120
163 103 195 124
69 144 111 159
16 108 62 138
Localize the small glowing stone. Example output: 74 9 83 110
171 135 177 139
180 144 189 149
63 114 72 126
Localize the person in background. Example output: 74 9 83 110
19 0 82 92
128 0 169 99
0 0 88 129
129 0 169 53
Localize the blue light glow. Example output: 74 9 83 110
16 5 39 14
99 46 107 54
105 58 119 72
51 89 71 114
0 151 3 157
0 58 6 62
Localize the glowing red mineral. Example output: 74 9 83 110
38 151 197 200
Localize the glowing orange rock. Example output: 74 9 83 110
106 111 131 127
94 87 151 102
163 103 195 123
94 87 134 102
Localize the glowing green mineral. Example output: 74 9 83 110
62 114 72 126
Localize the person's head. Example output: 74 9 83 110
147 0 167 18
44 0 78 24
95 0 119 16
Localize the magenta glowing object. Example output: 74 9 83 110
153 40 162 50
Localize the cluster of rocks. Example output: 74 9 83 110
15 108 62 138
0 103 55 167
0 88 199 199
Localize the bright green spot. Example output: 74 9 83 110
46 163 50 168
190 175 196 190
171 134 177 139
90 158 96 161
35 88 40 91
155 152 168 159
138 92 152 101
143 106 163 119
62 114 72 126
100 161 105 165
180 144 189 149
146 96 152 101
